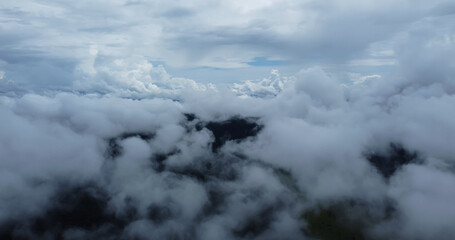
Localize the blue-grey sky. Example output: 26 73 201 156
0 0 454 91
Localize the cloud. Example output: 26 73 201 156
1 1 455 239
1 0 454 87
73 55 208 98
232 69 290 98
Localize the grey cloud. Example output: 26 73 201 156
161 7 195 19
2 0 453 89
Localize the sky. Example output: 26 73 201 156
1 0 454 89
1 1 455 240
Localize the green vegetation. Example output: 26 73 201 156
303 205 368 240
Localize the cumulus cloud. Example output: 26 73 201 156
232 69 290 98
74 55 208 98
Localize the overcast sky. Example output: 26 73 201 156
1 0 454 89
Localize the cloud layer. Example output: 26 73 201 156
1 1 455 239
1 0 455 86
1 28 455 239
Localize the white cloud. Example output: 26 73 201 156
349 73 381 84
232 69 290 97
